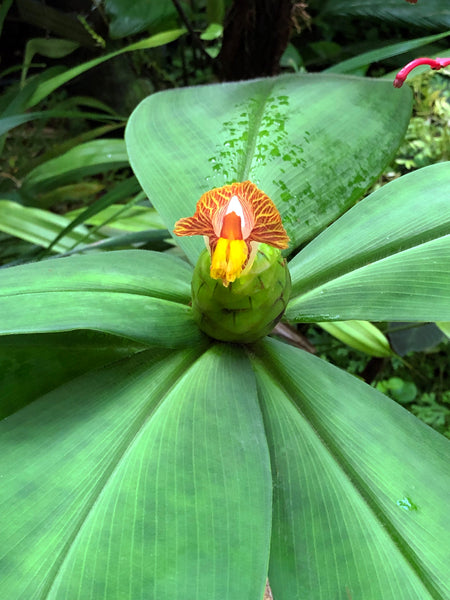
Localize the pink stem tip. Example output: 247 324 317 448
393 57 450 88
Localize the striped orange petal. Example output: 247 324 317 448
174 181 289 286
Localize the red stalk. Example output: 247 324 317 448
393 57 450 88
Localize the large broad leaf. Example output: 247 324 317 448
0 331 145 419
321 0 450 30
286 162 450 323
251 337 450 599
0 250 201 347
126 73 412 263
0 344 272 600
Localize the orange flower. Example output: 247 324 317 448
174 181 289 286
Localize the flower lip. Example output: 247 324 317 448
220 211 243 240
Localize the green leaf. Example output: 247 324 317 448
326 31 450 75
126 73 412 263
0 250 201 347
24 29 186 110
252 337 450 599
59 229 172 255
0 109 121 137
104 0 178 38
322 0 450 30
20 139 129 200
0 200 102 251
200 23 223 41
318 320 392 357
0 30 185 142
0 0 13 37
40 177 142 256
286 162 450 323
0 331 144 418
0 344 272 599
21 38 80 85
436 322 450 338
67 203 165 231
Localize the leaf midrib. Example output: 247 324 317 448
236 80 278 182
251 341 445 600
290 228 450 300
40 345 206 599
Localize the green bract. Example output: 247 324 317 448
192 244 291 342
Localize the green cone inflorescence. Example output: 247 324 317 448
191 243 291 343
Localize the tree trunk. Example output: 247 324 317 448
217 0 293 81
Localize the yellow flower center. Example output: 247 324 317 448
210 238 248 286
210 211 248 286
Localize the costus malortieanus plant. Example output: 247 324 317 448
174 181 291 341
0 72 449 600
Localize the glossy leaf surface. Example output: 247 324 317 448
287 163 450 322
0 331 144 418
318 320 392 357
326 31 450 75
0 200 101 251
0 250 201 347
20 139 129 200
252 338 450 599
0 345 272 600
126 73 411 263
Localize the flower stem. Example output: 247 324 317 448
393 57 450 87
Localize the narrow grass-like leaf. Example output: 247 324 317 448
20 139 129 200
67 204 165 231
326 31 450 75
0 200 101 251
23 29 186 110
40 177 141 256
251 337 450 599
57 229 172 255
0 109 121 136
287 163 450 323
322 0 450 30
